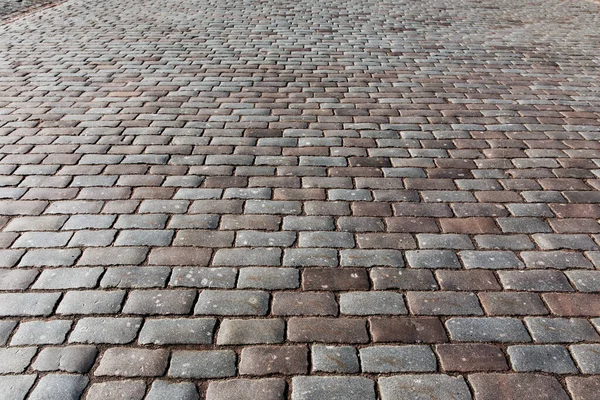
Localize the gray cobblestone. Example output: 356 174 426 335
123 289 196 315
378 375 472 400
29 374 88 400
195 290 269 315
340 250 404 267
170 267 237 288
69 317 141 344
236 231 296 247
32 267 103 289
101 266 170 288
95 348 169 377
0 269 38 290
32 346 97 373
525 317 600 343
139 318 216 345
446 317 531 342
0 293 60 316
206 379 286 400
312 345 359 373
498 270 573 291
299 231 354 248
238 267 299 289
360 345 436 372
291 376 375 400
0 347 37 373
146 381 199 400
20 248 81 267
168 350 236 378
570 344 600 374
283 216 335 231
213 248 281 266
460 250 524 269
0 320 17 345
405 250 461 269
11 320 71 345
565 270 600 292
57 290 125 315
68 230 116 247
417 234 474 249
508 345 577 373
88 381 148 399
86 381 146 400
283 248 338 267
217 319 285 345
340 292 406 315
13 231 72 248
0 375 36 400
521 251 593 269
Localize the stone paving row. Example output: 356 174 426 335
0 0 63 21
1 0 600 398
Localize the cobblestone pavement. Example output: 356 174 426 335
1 0 600 398
0 0 62 20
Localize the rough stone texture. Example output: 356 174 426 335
11 320 71 345
507 345 578 373
0 375 37 400
446 318 531 342
312 345 360 373
0 347 37 373
570 344 600 374
206 379 286 400
195 290 269 316
217 319 285 345
291 376 376 400
32 346 97 373
469 373 570 400
28 375 88 400
69 317 142 344
437 343 508 372
138 318 216 345
95 348 169 377
378 375 472 400
360 345 437 373
85 381 146 400
566 376 600 400
146 381 200 400
168 350 236 378
239 345 308 375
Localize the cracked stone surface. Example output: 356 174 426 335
1 0 600 397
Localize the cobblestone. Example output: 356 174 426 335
379 375 471 400
508 345 578 373
291 376 375 400
32 345 97 373
217 319 285 345
3 0 600 393
482 375 566 400
139 318 216 345
168 350 236 378
95 348 169 377
146 381 199 400
0 375 36 400
69 317 141 344
28 374 88 400
206 379 286 400
525 317 600 343
312 345 360 373
86 381 146 400
360 345 437 373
